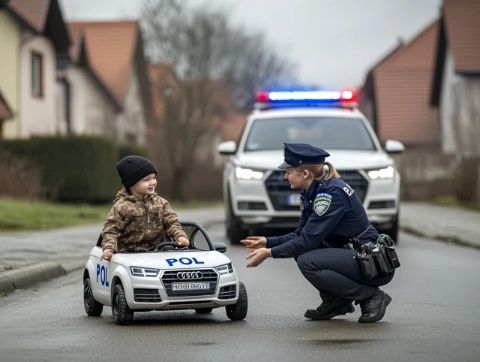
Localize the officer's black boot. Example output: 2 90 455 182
305 293 354 320
358 289 392 323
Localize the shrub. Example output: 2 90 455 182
0 151 44 200
0 136 119 203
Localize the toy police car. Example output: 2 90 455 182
83 221 247 325
218 90 405 243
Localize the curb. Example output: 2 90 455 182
0 262 66 296
401 226 480 250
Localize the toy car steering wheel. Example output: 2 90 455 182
154 240 189 251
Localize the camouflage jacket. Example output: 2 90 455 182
101 189 187 253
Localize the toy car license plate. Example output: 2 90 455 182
172 282 210 291
287 193 301 206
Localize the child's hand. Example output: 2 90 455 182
101 249 114 261
176 236 190 247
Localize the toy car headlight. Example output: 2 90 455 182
235 166 264 180
367 166 395 180
130 266 160 277
215 263 233 275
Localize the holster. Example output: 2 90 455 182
353 234 400 280
355 251 378 280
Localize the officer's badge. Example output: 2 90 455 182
314 193 332 216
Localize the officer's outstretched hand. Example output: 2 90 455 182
176 236 190 248
241 236 267 251
246 247 272 267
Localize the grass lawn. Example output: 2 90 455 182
0 198 222 231
0 198 109 231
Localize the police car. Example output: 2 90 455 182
217 90 404 243
83 221 248 325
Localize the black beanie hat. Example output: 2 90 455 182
116 155 157 189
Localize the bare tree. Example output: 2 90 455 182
142 0 295 200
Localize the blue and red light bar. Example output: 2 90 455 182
255 90 358 109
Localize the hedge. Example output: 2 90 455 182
0 136 120 203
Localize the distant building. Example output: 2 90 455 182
360 20 452 199
431 0 480 200
68 21 151 146
61 23 121 138
0 0 70 139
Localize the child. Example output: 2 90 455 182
101 155 189 261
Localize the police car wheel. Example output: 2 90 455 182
227 193 246 244
226 281 248 321
195 308 213 314
112 284 134 325
83 276 103 316
378 216 399 244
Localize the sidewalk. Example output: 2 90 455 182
1 203 479 296
400 202 480 249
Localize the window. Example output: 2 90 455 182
244 116 376 151
31 51 43 98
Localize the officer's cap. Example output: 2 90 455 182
278 143 330 170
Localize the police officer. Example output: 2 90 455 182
242 143 394 323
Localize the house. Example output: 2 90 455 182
59 23 121 138
431 0 480 200
359 19 457 199
0 0 70 139
361 21 440 146
68 21 152 146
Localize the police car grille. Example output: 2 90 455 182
265 171 299 211
162 269 218 296
265 170 368 209
134 288 161 303
218 285 236 300
338 170 368 203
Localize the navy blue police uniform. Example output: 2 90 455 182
266 143 394 322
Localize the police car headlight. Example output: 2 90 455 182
367 166 395 180
215 263 233 275
235 167 264 180
130 266 160 277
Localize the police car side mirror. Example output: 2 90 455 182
213 242 227 253
384 139 405 154
217 141 236 155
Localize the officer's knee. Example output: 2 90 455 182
296 253 312 274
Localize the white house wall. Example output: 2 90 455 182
60 66 117 138
439 51 456 155
115 67 146 146
19 33 56 137
440 51 480 157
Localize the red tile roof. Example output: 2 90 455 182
444 0 480 72
68 21 140 104
365 21 440 145
7 0 50 32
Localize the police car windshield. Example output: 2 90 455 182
244 117 376 151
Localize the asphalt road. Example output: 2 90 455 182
0 224 479 362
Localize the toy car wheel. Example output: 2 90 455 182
195 308 213 314
112 283 134 325
83 276 103 316
226 281 248 321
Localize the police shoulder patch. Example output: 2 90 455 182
314 193 332 216
342 184 354 197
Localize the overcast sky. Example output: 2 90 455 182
60 0 442 89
